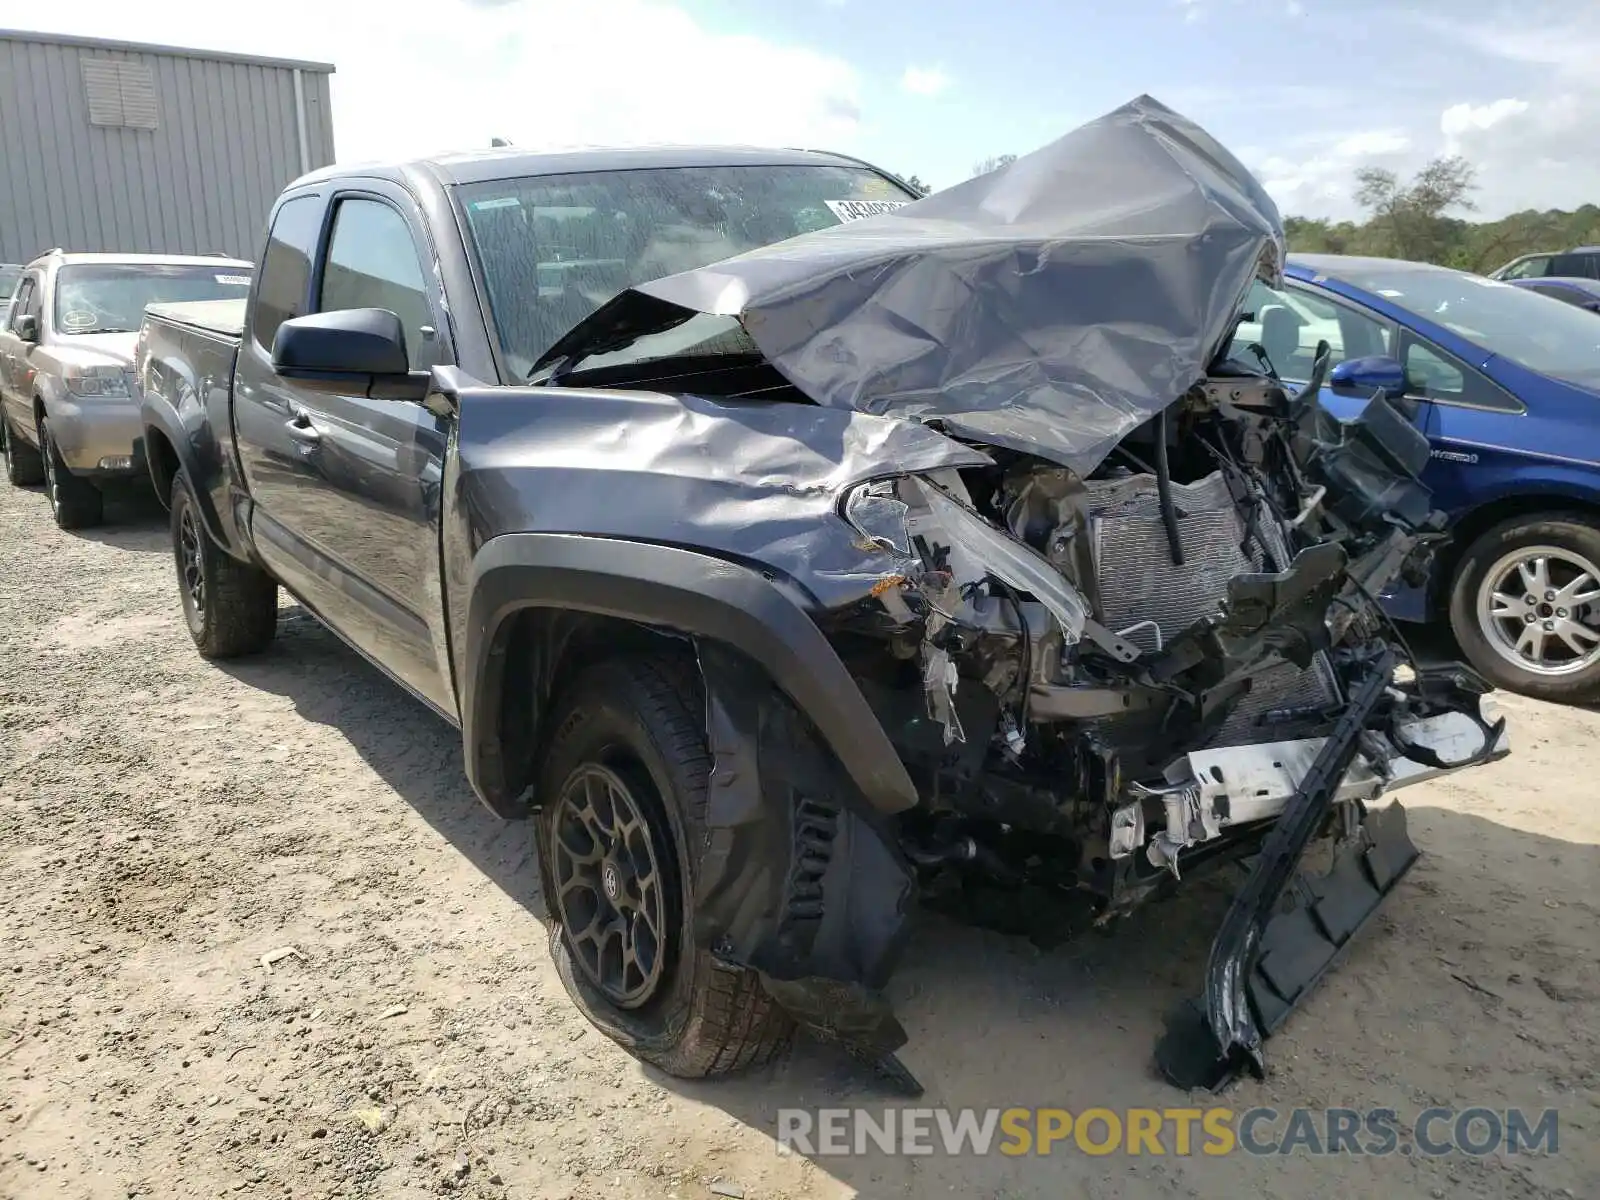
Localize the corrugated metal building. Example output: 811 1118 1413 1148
0 30 335 263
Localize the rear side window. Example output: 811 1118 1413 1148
1549 253 1600 280
251 195 324 351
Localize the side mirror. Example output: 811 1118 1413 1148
1329 354 1407 399
14 313 38 343
272 308 409 378
1330 354 1422 421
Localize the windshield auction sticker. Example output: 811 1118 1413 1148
826 199 910 222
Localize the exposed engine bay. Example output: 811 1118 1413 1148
818 356 1509 1087
826 357 1500 892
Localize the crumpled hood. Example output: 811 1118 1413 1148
50 332 139 369
537 94 1284 474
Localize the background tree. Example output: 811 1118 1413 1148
1350 155 1477 265
902 174 933 196
972 153 1017 176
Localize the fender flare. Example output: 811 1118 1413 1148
138 391 238 556
462 532 920 817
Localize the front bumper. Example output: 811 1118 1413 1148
1153 654 1510 1090
1132 702 1510 874
46 398 145 475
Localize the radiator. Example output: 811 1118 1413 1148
1086 470 1338 743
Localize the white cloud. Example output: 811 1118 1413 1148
1440 98 1529 144
13 0 865 164
1250 128 1411 217
1405 6 1600 215
900 66 950 98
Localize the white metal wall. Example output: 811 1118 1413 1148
0 32 335 263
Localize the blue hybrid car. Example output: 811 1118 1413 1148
1229 253 1600 703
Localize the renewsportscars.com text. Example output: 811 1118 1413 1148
777 1106 1560 1158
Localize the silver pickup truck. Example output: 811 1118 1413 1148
0 250 252 527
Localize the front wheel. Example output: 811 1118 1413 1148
39 419 103 529
170 469 279 658
537 656 792 1078
1449 514 1600 703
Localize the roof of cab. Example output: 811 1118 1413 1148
285 144 884 190
26 251 253 270
1287 253 1463 278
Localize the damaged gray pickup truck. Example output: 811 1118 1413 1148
137 96 1508 1093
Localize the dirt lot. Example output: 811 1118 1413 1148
0 478 1595 1200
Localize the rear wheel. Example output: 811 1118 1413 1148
1449 514 1600 703
537 656 792 1078
170 468 278 658
39 418 103 529
1 415 44 486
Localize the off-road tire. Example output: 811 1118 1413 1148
537 655 793 1078
1449 513 1600 704
170 468 278 658
1 414 44 486
39 418 103 529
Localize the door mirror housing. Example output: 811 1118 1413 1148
1329 354 1407 399
1330 354 1422 421
272 308 409 377
13 313 38 343
270 308 429 401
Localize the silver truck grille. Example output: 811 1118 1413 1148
1087 471 1338 743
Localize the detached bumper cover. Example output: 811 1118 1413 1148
1155 651 1508 1091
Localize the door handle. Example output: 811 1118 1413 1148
285 413 321 444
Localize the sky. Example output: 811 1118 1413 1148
10 0 1600 221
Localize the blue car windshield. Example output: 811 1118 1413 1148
1337 263 1600 388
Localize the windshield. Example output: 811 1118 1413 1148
0 266 21 302
458 163 916 378
53 263 253 335
1335 262 1600 388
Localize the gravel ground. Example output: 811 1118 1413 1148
1 477 1596 1200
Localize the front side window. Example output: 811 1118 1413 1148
1500 256 1552 281
7 279 35 330
459 163 915 377
1399 333 1522 412
1330 262 1600 390
252 194 324 351
1227 281 1391 379
318 197 433 370
53 263 251 335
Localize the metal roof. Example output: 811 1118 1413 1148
288 144 875 190
25 251 254 269
0 28 335 73
1288 253 1460 277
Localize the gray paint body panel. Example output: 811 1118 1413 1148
0 32 335 263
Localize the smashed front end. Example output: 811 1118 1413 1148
820 360 1507 1087
535 96 1510 1089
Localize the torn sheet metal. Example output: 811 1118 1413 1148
536 94 1284 475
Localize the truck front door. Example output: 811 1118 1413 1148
234 185 457 717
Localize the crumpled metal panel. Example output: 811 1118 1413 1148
450 380 991 611
539 94 1284 475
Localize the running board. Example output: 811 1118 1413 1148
1155 648 1409 1091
